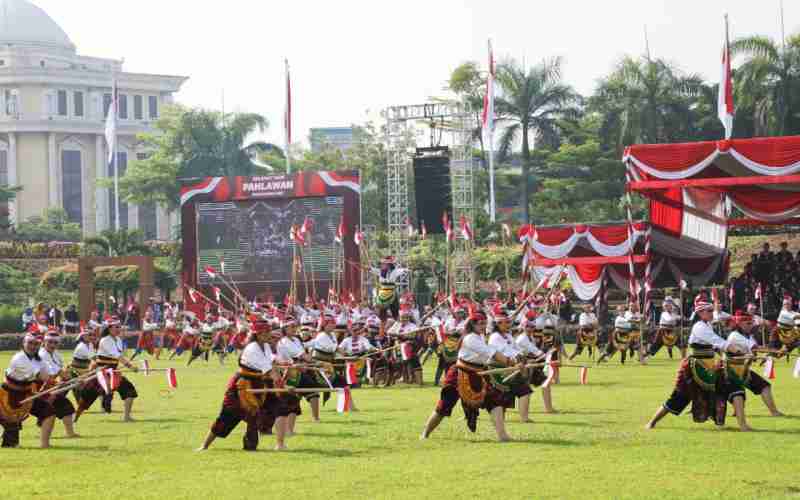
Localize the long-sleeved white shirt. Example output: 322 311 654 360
726 330 757 354
97 336 125 359
73 342 95 361
458 333 497 365
488 332 520 358
578 312 598 328
338 336 374 356
276 337 305 361
659 310 680 327
239 342 274 373
309 332 338 354
688 320 728 350
6 351 43 382
514 333 544 357
38 348 64 377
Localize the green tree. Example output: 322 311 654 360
731 33 800 136
14 208 82 242
112 105 269 212
447 61 487 157
83 229 152 257
0 185 22 231
495 57 580 223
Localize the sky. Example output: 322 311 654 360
34 0 800 147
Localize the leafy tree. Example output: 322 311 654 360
731 33 800 136
111 105 269 212
0 185 22 231
13 208 82 242
447 61 487 157
83 229 152 257
495 57 580 223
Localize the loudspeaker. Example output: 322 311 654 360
413 155 451 234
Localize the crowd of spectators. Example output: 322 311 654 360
729 241 800 317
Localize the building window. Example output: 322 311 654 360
103 93 112 117
61 150 82 225
134 95 143 120
0 150 7 228
118 94 128 120
4 89 17 115
148 96 158 119
0 60 5 66
74 91 84 117
40 60 45 68
57 90 68 116
140 202 158 240
108 152 128 229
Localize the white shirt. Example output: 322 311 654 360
239 342 274 373
6 351 43 382
614 316 631 330
183 324 199 336
373 266 409 284
624 311 642 323
535 313 558 330
444 317 466 334
726 330 757 354
277 337 306 361
97 336 125 359
488 331 521 358
73 341 95 361
309 331 338 354
142 319 159 332
458 333 498 365
777 309 798 327
688 320 729 350
579 312 598 328
38 348 64 377
214 317 231 331
659 310 679 327
388 322 417 337
515 333 544 357
338 336 374 356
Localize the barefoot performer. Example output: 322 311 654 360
38 330 79 438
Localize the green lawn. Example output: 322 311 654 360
2 349 800 500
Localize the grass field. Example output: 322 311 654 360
2 349 800 500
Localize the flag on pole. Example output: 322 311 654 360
336 387 352 413
213 286 222 302
763 357 775 380
104 79 118 163
284 59 292 165
335 216 345 244
443 212 453 242
718 15 734 140
205 266 218 279
345 362 358 385
420 221 427 240
166 368 178 389
482 39 496 132
354 228 364 246
219 256 226 275
405 217 415 238
459 215 473 241
755 284 763 301
300 217 312 243
96 368 110 395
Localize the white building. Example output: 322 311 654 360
0 0 187 239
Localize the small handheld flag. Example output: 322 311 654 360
96 368 110 395
141 359 151 376
166 368 178 389
336 387 352 413
763 357 775 380
345 362 358 385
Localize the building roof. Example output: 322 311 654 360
0 0 76 52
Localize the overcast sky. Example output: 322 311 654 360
36 0 799 147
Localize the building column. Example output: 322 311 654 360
48 132 59 208
128 203 139 231
7 132 17 225
156 204 170 240
82 148 95 236
95 134 108 232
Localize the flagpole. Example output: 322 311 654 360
485 39 496 223
112 77 120 232
284 58 292 175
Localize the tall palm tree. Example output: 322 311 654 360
83 229 152 257
591 56 703 151
731 33 800 136
494 57 580 223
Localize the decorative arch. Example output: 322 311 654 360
78 256 155 322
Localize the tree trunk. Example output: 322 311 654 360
522 124 531 224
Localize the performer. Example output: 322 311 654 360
170 317 199 360
727 311 783 417
488 307 531 422
0 334 56 448
39 331 79 438
69 328 96 406
625 301 645 362
187 315 216 366
645 302 752 431
421 310 518 441
307 314 342 409
597 306 633 364
75 319 138 422
570 303 599 360
162 306 179 354
516 314 556 414
435 310 463 387
388 308 425 385
372 256 408 321
645 297 684 360
276 316 317 432
770 298 799 355
197 322 289 451
131 310 159 361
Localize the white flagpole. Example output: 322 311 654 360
112 78 120 231
486 39 496 223
284 58 292 175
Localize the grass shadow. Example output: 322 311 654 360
285 447 364 458
293 432 360 439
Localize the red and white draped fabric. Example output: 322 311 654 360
530 223 648 259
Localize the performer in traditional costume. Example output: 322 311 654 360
39 331 79 438
187 315 216 366
645 297 684 360
646 302 752 431
170 317 199 360
197 322 289 451
770 298 799 355
727 311 783 417
597 305 633 364
421 310 518 441
0 334 57 448
488 306 531 422
388 307 425 385
625 302 645 362
276 316 317 431
371 256 409 321
306 315 341 410
434 309 463 387
514 315 551 419
75 319 139 422
131 310 159 361
570 303 599 360
69 327 96 406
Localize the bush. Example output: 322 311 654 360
0 304 23 333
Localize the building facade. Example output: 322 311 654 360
310 127 355 153
0 0 187 239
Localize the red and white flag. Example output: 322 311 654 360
579 366 588 385
336 386 352 413
205 266 218 279
213 286 222 302
96 368 110 395
481 39 495 133
436 324 446 344
459 215 473 241
420 221 427 240
354 227 364 247
300 217 312 243
400 342 414 361
335 217 345 244
448 291 458 309
104 78 118 163
284 59 292 149
718 16 734 140
345 362 358 385
166 368 178 389
141 359 151 376
763 357 775 380
442 212 453 242
405 217 415 238
679 278 688 291
186 287 199 304
219 257 226 275
755 284 763 301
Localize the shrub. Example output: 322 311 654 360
0 304 24 333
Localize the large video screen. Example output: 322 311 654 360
196 196 345 285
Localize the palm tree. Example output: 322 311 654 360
494 57 580 223
591 56 704 151
83 229 152 257
731 33 800 136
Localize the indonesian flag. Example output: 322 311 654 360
679 278 688 291
108 368 121 392
205 266 218 279
448 290 458 309
354 227 364 246
219 256 226 275
436 324 446 344
345 362 358 385
96 368 110 395
289 225 298 242
443 212 453 242
300 217 312 243
518 224 534 244
400 342 414 361
186 287 199 304
481 38 495 133
166 368 178 389
284 59 292 148
501 223 511 240
213 287 222 302
459 215 473 241
718 17 734 140
579 366 588 385
104 78 118 163
365 359 373 382
336 386 352 413
755 284 763 301
420 221 427 240
335 216 345 244
793 358 800 379
141 359 151 376
763 357 775 380
405 217 415 238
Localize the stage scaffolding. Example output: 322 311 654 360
384 103 475 295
